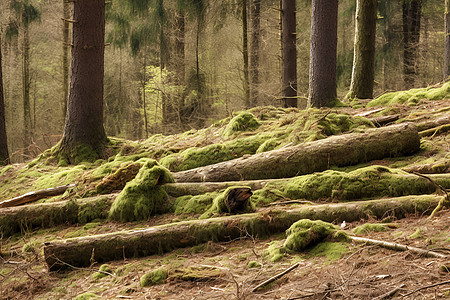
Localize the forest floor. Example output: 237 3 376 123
0 90 449 299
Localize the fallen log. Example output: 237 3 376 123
173 123 420 182
44 194 442 270
419 124 450 138
416 114 450 131
0 194 115 237
0 184 75 208
369 114 400 127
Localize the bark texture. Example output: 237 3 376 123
281 0 297 108
444 0 450 80
62 0 71 120
402 0 422 88
44 195 443 270
348 0 377 99
242 0 250 108
0 184 75 208
249 0 261 107
308 0 338 107
0 39 9 165
59 0 107 162
173 123 420 182
23 22 32 155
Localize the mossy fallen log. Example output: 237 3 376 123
0 184 75 208
0 195 115 237
173 123 420 182
44 194 442 270
416 114 450 132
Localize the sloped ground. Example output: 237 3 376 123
0 88 449 299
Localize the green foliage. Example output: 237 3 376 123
140 267 168 287
108 160 174 222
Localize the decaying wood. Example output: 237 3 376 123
350 236 448 258
402 160 450 174
173 123 420 182
0 184 75 208
0 194 116 237
251 262 300 292
43 194 443 270
416 114 450 131
369 114 400 127
419 124 450 138
401 280 450 297
225 187 253 213
373 284 405 300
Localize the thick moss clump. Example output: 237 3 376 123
91 264 114 280
73 292 100 300
223 111 260 137
284 219 339 251
95 162 141 194
173 192 219 214
367 82 450 107
140 267 168 287
284 165 436 201
352 223 392 235
108 160 174 222
201 186 253 219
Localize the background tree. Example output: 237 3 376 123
402 0 422 88
281 0 297 108
308 0 338 107
61 0 70 122
347 0 378 99
242 0 250 108
58 0 107 164
249 0 261 107
0 37 9 165
444 0 450 80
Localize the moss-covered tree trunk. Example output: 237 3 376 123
348 0 377 99
173 123 420 182
44 195 443 270
58 0 108 164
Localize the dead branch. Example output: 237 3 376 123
252 262 300 292
0 184 75 208
412 172 450 218
373 284 406 300
401 280 450 297
350 236 448 259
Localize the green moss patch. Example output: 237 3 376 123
73 292 101 300
223 111 260 137
140 267 168 286
172 266 223 281
91 264 114 280
368 82 450 107
108 160 174 222
352 223 394 235
247 261 261 268
307 242 349 261
173 192 219 214
200 186 253 219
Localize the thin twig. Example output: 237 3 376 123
401 280 450 297
252 262 301 292
373 284 406 300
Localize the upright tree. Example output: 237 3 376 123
62 0 71 121
281 0 297 108
308 0 338 107
348 0 378 99
242 0 250 108
402 0 422 88
444 0 450 80
58 0 107 164
249 0 261 107
0 37 9 165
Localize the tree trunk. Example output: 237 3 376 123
23 22 32 156
0 38 9 165
173 123 420 182
62 0 71 123
444 0 450 80
58 0 108 164
308 0 338 107
348 0 377 99
402 0 422 89
43 194 443 270
242 0 250 108
249 0 261 107
281 0 297 108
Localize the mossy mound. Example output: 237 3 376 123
173 192 219 214
223 111 260 137
201 186 254 219
91 264 114 280
108 160 174 222
368 82 450 107
352 223 393 235
73 292 101 300
284 165 438 201
172 266 223 281
140 267 168 287
94 162 141 194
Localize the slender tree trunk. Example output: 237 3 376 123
22 23 32 156
175 10 185 128
308 0 338 107
249 0 261 107
281 0 297 108
402 0 422 89
62 0 71 122
59 0 107 164
142 58 148 139
444 0 450 80
348 0 377 100
0 38 9 165
242 0 250 108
